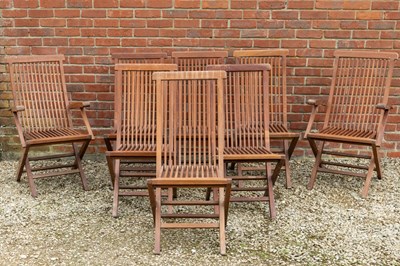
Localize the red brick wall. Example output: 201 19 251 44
1 0 400 159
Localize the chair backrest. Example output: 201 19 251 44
153 71 226 178
207 64 272 150
112 52 168 64
324 50 398 133
233 49 288 130
114 64 178 150
171 51 228 71
7 55 71 132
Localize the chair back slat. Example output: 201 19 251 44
172 51 228 71
325 51 397 132
153 71 226 178
114 64 177 150
207 64 271 151
112 52 167 64
7 55 70 132
234 49 288 128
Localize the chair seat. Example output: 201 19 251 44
307 127 376 144
25 128 92 145
224 147 284 161
160 165 219 178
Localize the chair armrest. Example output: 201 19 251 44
307 99 326 107
376 103 392 111
68 101 90 109
10 105 25 113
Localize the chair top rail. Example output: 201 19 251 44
334 50 398 60
6 54 65 64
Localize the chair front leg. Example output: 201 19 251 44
307 141 325 190
16 147 29 182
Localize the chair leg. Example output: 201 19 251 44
308 138 319 157
218 188 226 255
154 188 162 255
372 145 382 180
106 155 116 189
16 147 29 182
283 140 292 189
112 159 121 218
307 141 325 190
361 157 376 198
104 136 113 152
72 143 89 191
24 158 38 197
266 164 276 219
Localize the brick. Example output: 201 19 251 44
384 12 400 20
202 0 229 9
340 21 367 30
147 0 172 8
324 30 351 39
0 0 12 8
259 0 286 9
372 1 399 10
134 29 159 37
55 10 80 18
366 40 393 49
174 19 200 28
356 11 383 20
269 29 295 38
287 1 314 9
315 0 343 9
40 19 66 27
296 30 323 39
14 0 38 8
15 18 39 27
147 38 173 46
40 0 64 8
173 38 200 47
135 10 161 18
328 10 355 20
187 29 212 38
272 11 299 20
121 38 147 47
2 10 27 18
231 1 257 9
225 39 252 47
353 30 380 39
29 9 54 18
253 40 280 48
214 29 240 38
381 31 400 39
343 1 370 10
175 0 200 8
55 28 80 36
94 0 118 8
300 11 328 19
201 20 228 28
230 20 257 29
108 10 133 18
67 0 92 8
120 19 146 28
31 47 57 55
241 29 267 38
368 21 396 30
216 10 242 19
337 40 365 49
67 19 93 27
162 10 188 18
243 10 270 19
309 40 337 48
147 20 173 28
285 20 311 29
29 28 55 36
81 28 107 37
43 38 68 46
120 0 145 8
313 20 340 29
82 10 106 18
189 10 216 19
96 38 120 46
108 29 133 37
282 40 308 48
94 19 119 28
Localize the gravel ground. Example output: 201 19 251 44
0 157 399 265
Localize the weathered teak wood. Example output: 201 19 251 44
6 55 94 197
207 64 285 219
105 63 178 217
104 52 169 152
304 50 398 198
233 49 299 189
171 51 228 71
148 70 231 255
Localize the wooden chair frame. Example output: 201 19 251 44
304 50 398 197
148 70 231 255
207 64 285 219
233 49 299 189
7 55 94 197
171 50 228 71
104 52 169 152
105 63 178 217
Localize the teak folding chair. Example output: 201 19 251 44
6 55 94 197
105 64 177 217
171 51 228 71
304 50 398 197
104 52 169 152
207 64 285 219
148 71 231 255
233 49 299 188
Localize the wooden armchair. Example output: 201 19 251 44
6 55 94 197
233 49 299 188
105 63 177 217
207 64 285 219
104 52 169 152
148 71 231 255
304 50 398 197
171 50 228 71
